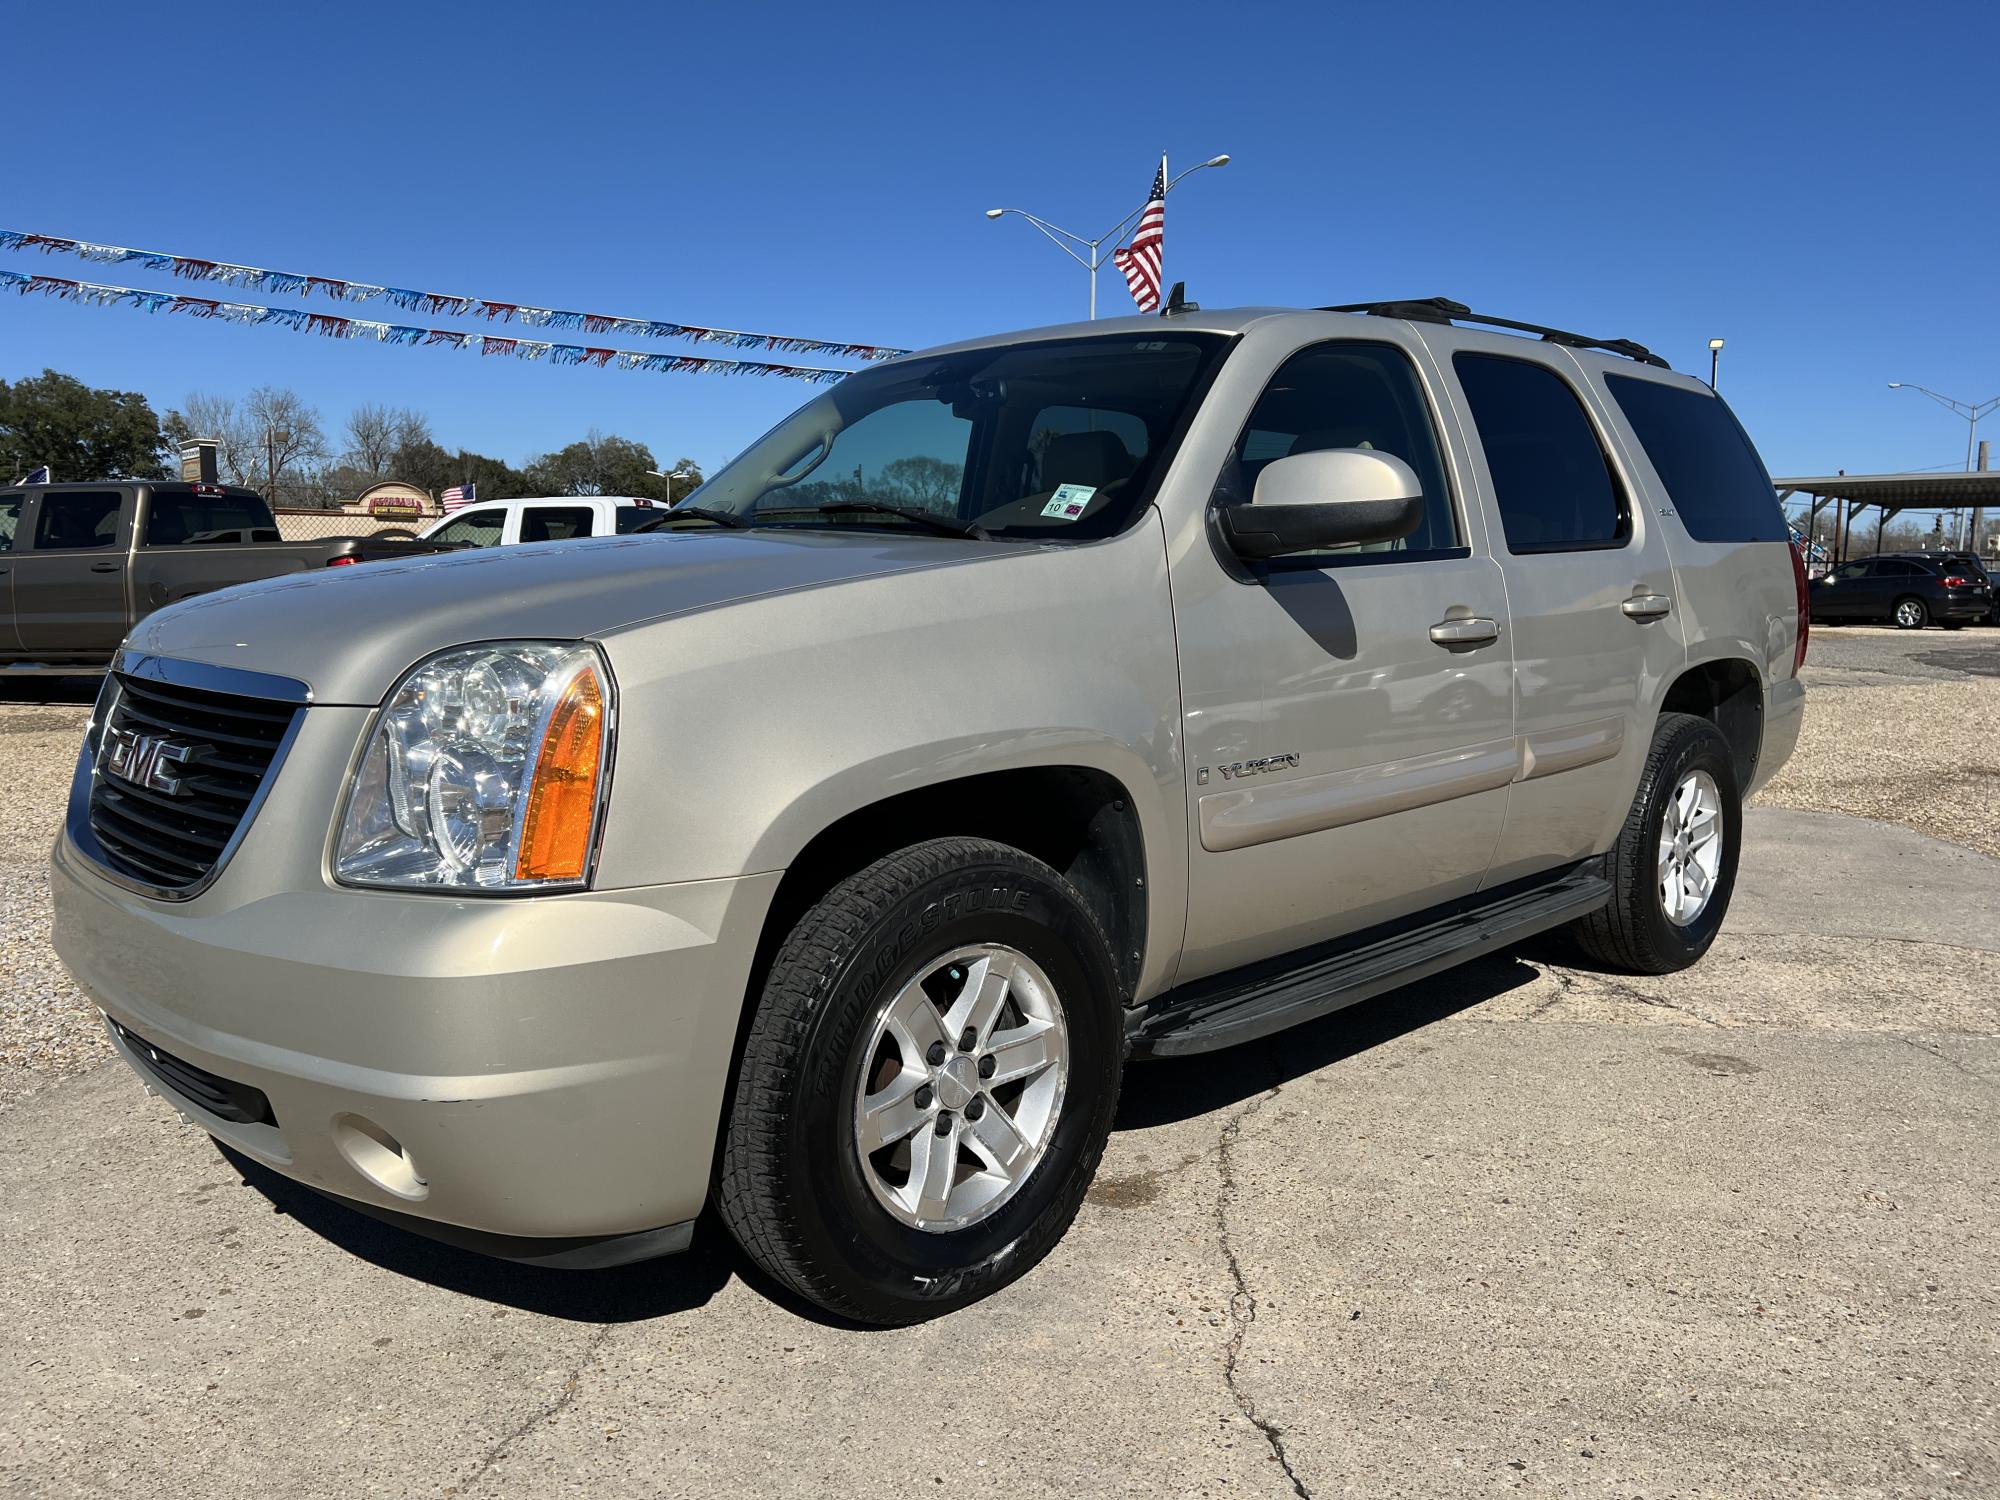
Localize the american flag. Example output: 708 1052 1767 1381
1112 158 1167 314
440 482 477 514
14 465 51 486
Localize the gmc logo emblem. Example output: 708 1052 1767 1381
103 727 200 797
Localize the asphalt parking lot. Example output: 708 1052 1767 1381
3 628 1996 1499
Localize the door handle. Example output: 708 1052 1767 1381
90 562 123 573
1429 616 1500 647
1621 593 1672 620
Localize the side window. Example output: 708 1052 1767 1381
1220 340 1459 566
1828 561 1868 581
0 493 21 552
32 491 125 551
519 506 596 543
1453 354 1628 553
431 508 507 547
1604 375 1786 543
143 491 273 546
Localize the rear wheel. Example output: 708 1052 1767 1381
1893 596 1929 630
1572 713 1741 974
718 837 1123 1324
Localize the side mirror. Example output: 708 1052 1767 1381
1218 449 1425 560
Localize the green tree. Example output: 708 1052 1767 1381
522 433 703 502
1 369 170 482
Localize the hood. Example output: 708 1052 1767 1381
123 529 988 704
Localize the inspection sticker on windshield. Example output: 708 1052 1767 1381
1041 484 1096 520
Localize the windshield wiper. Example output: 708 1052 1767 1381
769 502 991 541
642 505 751 531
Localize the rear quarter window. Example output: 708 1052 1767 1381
1605 376 1787 544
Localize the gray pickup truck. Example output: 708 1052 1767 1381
51 300 1808 1324
0 481 456 677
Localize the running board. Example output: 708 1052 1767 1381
1129 869 1610 1058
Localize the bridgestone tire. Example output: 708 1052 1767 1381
717 837 1123 1325
1571 713 1742 975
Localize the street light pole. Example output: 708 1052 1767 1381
1707 338 1724 390
1888 383 2000 548
985 153 1231 319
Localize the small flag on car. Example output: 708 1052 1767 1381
440 482 477 514
14 464 51 485
1112 158 1167 314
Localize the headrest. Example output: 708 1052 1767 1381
1042 430 1135 491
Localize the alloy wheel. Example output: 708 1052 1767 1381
1657 769 1724 926
851 944 1069 1233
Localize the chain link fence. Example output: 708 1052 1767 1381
272 509 432 541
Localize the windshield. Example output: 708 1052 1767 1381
688 333 1228 541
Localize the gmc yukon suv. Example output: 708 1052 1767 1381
50 300 1808 1324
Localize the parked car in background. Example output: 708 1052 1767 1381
52 301 1806 1324
0 482 460 678
417 496 667 547
1891 549 1999 624
1807 552 1992 630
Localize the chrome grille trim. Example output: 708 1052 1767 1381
65 654 312 902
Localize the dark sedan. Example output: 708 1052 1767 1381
1808 553 1992 630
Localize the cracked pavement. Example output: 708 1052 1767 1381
4 803 1995 1498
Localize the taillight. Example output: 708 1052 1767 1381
1942 575 1970 587
325 556 360 567
1789 541 1810 673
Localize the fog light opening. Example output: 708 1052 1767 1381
332 1113 428 1201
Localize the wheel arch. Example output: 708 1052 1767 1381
748 764 1153 1011
1658 657 1763 790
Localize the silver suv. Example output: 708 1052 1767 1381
51 299 1808 1323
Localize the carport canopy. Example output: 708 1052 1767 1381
1773 471 2000 512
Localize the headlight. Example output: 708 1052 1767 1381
334 641 613 892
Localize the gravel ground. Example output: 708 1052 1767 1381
0 690 101 1101
1754 625 2000 859
4 626 1994 1093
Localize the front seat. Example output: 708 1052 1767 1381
1040 430 1135 494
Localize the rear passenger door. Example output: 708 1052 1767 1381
1428 338 1687 886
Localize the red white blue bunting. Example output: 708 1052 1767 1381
0 269 853 385
0 228 907 361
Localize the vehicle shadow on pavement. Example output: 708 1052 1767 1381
1115 952 1541 1129
211 949 1540 1327
213 1142 737 1323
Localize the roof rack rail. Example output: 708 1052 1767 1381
1318 297 1670 369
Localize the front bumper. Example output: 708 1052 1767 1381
52 828 779 1254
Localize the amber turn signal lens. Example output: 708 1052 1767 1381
514 664 606 882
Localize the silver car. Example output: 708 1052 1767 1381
51 300 1807 1323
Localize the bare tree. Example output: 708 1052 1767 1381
163 392 257 487
239 387 328 507
344 403 430 479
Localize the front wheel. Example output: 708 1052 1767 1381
1571 713 1742 974
1893 596 1929 630
718 837 1123 1324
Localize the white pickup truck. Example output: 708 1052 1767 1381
416 496 667 548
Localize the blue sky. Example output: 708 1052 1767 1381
5 0 1996 486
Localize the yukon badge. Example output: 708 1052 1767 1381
103 727 200 797
1197 752 1300 786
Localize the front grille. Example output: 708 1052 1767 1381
109 1017 277 1127
86 672 298 892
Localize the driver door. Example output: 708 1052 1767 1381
1169 335 1514 982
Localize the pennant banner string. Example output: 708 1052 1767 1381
0 269 854 385
0 228 908 361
